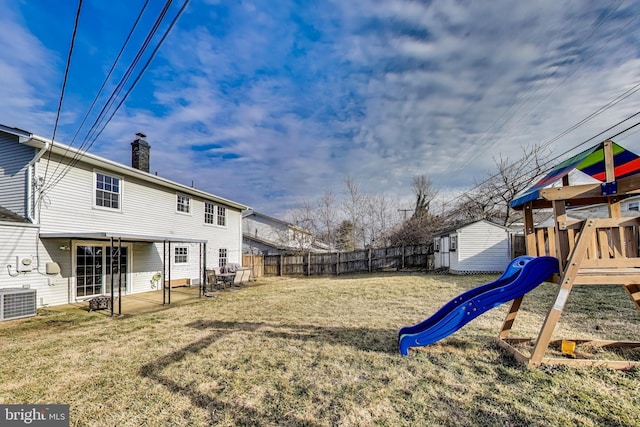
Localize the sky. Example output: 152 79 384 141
2 0 640 218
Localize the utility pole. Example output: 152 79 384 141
398 208 412 221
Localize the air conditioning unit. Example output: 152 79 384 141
0 288 37 321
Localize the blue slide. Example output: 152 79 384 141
398 256 559 356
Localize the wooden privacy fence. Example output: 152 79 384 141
242 254 264 279
260 244 434 277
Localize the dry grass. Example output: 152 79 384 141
1 273 640 426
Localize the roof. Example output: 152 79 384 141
40 232 206 243
0 205 30 224
242 210 308 233
435 219 509 237
510 140 640 209
0 124 250 212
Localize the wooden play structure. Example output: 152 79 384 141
498 139 640 369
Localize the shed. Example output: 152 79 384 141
434 220 512 274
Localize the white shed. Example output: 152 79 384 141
434 220 512 274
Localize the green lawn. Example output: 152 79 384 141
1 273 640 426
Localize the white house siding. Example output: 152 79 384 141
0 223 72 308
0 133 31 217
452 221 510 274
31 153 242 302
244 215 289 245
36 153 243 266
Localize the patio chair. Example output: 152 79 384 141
206 267 225 291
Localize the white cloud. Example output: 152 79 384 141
4 0 640 217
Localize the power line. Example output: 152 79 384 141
454 1 630 172
43 0 173 192
441 112 640 214
44 0 151 185
43 0 191 194
42 0 84 185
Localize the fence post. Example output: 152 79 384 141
402 244 406 270
307 252 311 276
279 254 283 277
336 251 340 276
368 248 372 273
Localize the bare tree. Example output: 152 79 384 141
362 193 402 248
451 144 549 226
390 175 444 245
342 177 365 249
285 200 319 253
315 191 337 249
411 175 439 219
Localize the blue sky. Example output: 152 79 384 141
2 0 640 217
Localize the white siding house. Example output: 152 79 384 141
242 211 330 254
0 124 248 311
434 220 512 274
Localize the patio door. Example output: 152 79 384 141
76 245 104 298
105 246 129 295
75 244 130 298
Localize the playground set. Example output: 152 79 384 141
399 140 640 369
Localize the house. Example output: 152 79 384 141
242 210 330 255
0 124 248 313
433 219 515 274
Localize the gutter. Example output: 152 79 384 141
25 136 50 224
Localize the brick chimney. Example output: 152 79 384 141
131 132 150 172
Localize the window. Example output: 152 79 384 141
175 247 188 264
204 202 215 224
76 246 103 297
450 235 457 251
95 172 120 209
219 248 228 267
217 206 226 226
629 201 639 211
434 238 440 252
177 194 190 213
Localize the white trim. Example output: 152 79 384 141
174 246 189 264
72 240 132 301
93 169 124 213
176 193 191 215
19 132 249 211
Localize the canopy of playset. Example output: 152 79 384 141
511 141 640 209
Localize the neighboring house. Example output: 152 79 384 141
242 210 330 255
0 124 248 311
565 194 640 216
434 219 514 274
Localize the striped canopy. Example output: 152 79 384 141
510 141 640 208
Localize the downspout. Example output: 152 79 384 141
26 137 51 224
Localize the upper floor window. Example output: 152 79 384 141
204 202 215 224
629 201 639 211
95 172 121 210
217 206 226 226
177 194 190 213
175 247 188 264
450 235 457 251
434 238 440 252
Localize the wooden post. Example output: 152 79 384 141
553 200 570 270
529 219 595 366
279 254 283 277
368 248 372 273
307 252 311 276
336 251 340 276
524 203 537 256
